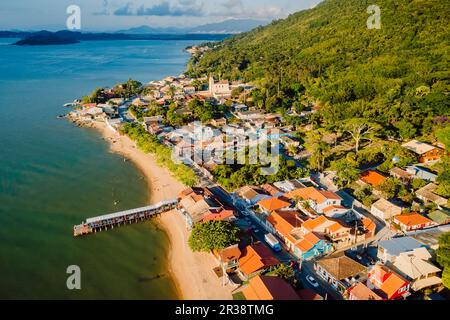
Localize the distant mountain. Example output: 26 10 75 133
188 19 268 34
2 30 231 45
13 31 79 46
116 19 269 35
116 25 181 34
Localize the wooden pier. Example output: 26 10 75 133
73 199 178 237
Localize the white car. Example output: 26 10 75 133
306 276 319 288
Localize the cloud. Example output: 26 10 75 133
114 0 205 17
212 0 285 20
114 2 135 16
93 0 110 16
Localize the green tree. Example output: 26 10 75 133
436 232 450 289
436 125 450 150
394 120 417 140
378 177 400 199
354 185 372 201
273 264 295 281
331 158 360 187
436 165 450 198
411 178 427 190
340 118 381 152
304 130 330 171
188 221 240 252
231 86 244 98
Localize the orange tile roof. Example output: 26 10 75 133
285 187 341 203
320 190 342 200
242 275 300 300
257 197 291 212
202 209 235 222
322 205 347 213
348 282 382 300
370 265 409 299
360 170 386 187
217 245 241 262
302 215 329 231
291 231 321 252
296 239 315 252
239 243 280 276
395 213 433 227
266 210 302 237
328 222 346 233
303 231 321 244
380 272 408 299
261 184 282 196
362 217 376 233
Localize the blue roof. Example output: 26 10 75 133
378 236 424 256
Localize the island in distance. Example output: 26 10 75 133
9 30 230 46
13 31 80 46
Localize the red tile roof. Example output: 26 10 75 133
257 197 291 212
285 187 341 204
395 213 433 227
239 243 280 276
242 275 300 300
360 170 386 187
202 209 235 222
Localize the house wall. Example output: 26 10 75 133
419 149 443 163
315 199 342 213
315 264 346 293
397 221 433 233
388 282 410 300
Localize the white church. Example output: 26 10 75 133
208 75 232 98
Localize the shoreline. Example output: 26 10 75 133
86 121 234 300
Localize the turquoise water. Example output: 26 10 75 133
0 39 198 299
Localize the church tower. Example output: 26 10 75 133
209 75 215 95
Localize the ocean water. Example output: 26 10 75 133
0 38 199 299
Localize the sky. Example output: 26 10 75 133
0 0 322 31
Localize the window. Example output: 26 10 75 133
398 286 407 293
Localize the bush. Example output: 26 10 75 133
188 221 240 252
120 123 198 186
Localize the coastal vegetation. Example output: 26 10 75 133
129 97 227 125
120 123 198 186
436 232 450 289
185 0 449 200
212 156 310 191
188 221 240 252
189 0 449 140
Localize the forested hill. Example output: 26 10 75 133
189 0 449 134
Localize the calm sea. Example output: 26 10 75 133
0 38 199 299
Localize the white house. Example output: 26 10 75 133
377 237 425 263
371 198 403 222
284 187 347 218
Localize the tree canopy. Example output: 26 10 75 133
436 232 450 290
188 221 240 252
190 0 450 138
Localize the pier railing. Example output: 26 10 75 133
73 199 178 237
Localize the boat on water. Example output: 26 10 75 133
63 100 81 108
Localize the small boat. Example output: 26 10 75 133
63 101 81 108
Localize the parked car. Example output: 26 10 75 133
306 276 319 288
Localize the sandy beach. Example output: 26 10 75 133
89 121 234 300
